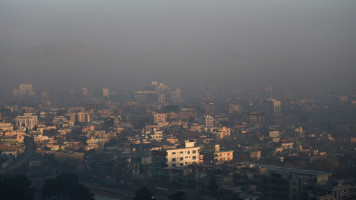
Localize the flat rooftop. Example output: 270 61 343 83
256 164 330 176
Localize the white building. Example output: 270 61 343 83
152 140 202 168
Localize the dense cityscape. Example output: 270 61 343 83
0 81 355 199
2 1 356 199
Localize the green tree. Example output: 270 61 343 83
0 175 34 200
133 187 155 200
42 173 94 200
163 105 179 113
169 191 186 200
207 177 218 192
312 157 344 173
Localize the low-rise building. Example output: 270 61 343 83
202 144 233 164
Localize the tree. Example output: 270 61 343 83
0 175 34 200
163 105 179 113
207 177 218 192
42 173 94 200
169 191 186 200
312 157 344 173
133 187 154 200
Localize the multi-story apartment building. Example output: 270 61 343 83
152 140 202 168
153 113 167 124
81 88 89 96
158 94 166 104
200 102 214 114
202 115 214 127
69 112 90 124
202 144 233 164
77 112 90 123
0 122 14 132
246 111 265 124
209 126 231 139
15 113 38 132
170 89 182 103
102 88 110 97
310 180 350 200
149 130 163 142
229 104 241 113
13 84 35 97
261 165 331 200
265 98 281 114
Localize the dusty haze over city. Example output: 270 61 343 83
1 0 356 92
2 1 356 200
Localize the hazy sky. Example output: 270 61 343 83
1 0 355 92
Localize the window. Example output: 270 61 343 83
187 151 190 154
180 151 183 154
172 158 176 161
180 157 183 161
180 163 183 166
193 150 196 154
192 156 196 160
172 152 176 155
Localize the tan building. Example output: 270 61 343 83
269 130 280 138
0 122 14 132
13 84 35 97
69 112 90 124
15 113 38 132
249 151 261 161
202 115 214 127
229 104 241 113
102 88 110 97
246 111 265 124
200 102 214 114
77 112 90 123
158 94 166 104
202 144 233 164
170 89 182 102
265 98 281 114
81 88 89 96
153 113 167 124
209 126 231 139
0 145 18 159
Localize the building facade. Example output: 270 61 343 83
152 140 202 168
